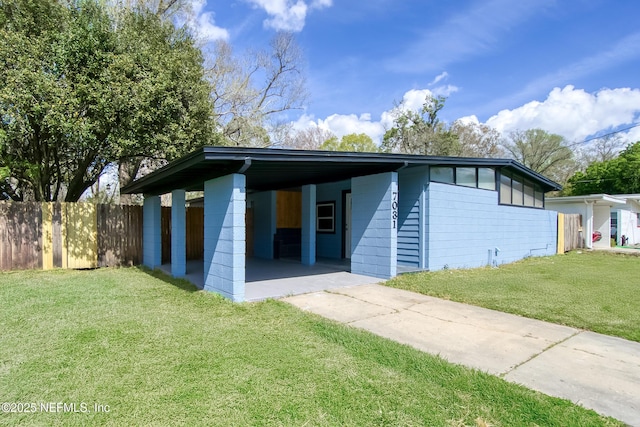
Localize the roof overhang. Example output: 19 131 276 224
121 146 562 195
546 194 627 206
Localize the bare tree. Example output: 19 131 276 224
450 120 505 158
208 32 307 147
577 134 626 168
282 126 335 150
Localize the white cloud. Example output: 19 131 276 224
486 86 640 143
430 72 449 85
244 0 332 32
291 87 452 144
191 0 229 41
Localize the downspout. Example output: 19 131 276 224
237 157 252 174
584 199 593 249
396 161 409 172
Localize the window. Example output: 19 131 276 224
431 166 454 184
534 185 544 208
524 181 535 207
499 170 545 208
637 213 640 227
499 172 512 204
512 177 523 206
430 166 496 190
316 202 335 233
478 168 496 190
456 167 476 187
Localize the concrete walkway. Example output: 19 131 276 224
284 284 640 426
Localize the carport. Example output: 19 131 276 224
122 147 408 302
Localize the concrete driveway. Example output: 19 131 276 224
284 284 640 426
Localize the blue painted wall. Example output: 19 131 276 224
426 182 557 270
171 189 186 277
248 190 276 259
143 195 162 269
316 180 350 259
398 167 428 268
203 174 246 302
351 172 398 279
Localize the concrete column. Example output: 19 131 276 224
203 174 246 302
171 189 186 277
301 184 316 265
143 195 162 269
351 172 398 279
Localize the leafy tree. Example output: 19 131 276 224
502 129 576 184
382 95 459 156
320 133 379 152
567 141 640 195
0 0 217 201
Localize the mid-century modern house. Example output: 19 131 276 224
122 147 561 302
546 194 640 249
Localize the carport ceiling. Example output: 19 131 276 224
121 146 562 195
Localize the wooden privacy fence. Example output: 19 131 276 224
557 213 583 254
0 202 144 270
161 207 204 264
0 201 207 271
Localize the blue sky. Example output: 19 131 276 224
194 0 640 145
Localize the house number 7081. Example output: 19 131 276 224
391 191 398 229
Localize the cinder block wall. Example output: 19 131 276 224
426 182 557 270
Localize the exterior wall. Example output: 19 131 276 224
351 172 397 279
171 189 186 277
593 204 611 248
397 167 427 268
426 182 557 270
143 195 162 269
316 180 350 259
203 174 246 302
248 190 276 259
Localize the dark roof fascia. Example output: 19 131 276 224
121 148 207 195
122 146 562 194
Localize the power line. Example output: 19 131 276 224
575 122 640 145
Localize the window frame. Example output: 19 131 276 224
316 201 336 234
498 170 545 209
430 166 496 191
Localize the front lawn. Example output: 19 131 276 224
0 268 620 426
387 251 640 342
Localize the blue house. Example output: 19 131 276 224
122 147 561 302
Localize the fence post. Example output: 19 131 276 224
557 213 565 254
41 203 54 270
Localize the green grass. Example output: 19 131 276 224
0 268 621 426
387 251 640 342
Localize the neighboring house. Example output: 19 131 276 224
122 147 561 302
546 194 640 249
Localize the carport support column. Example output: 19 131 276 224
204 174 246 302
351 172 398 279
143 195 162 269
171 189 186 277
301 184 316 265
